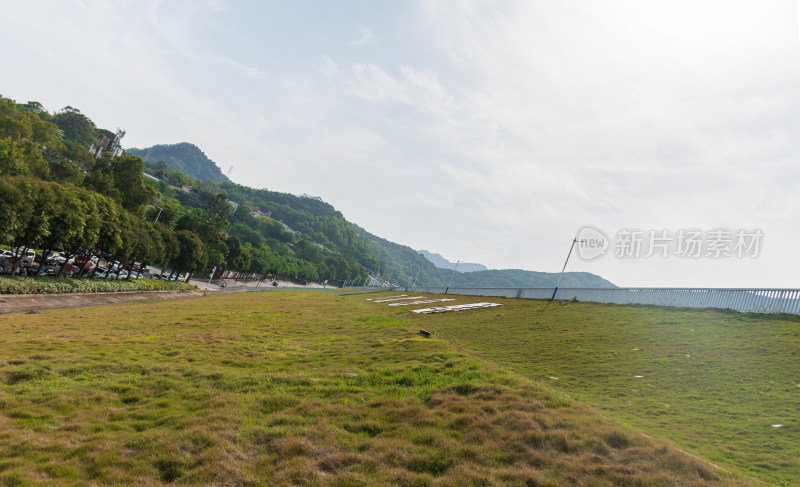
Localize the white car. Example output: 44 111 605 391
11 248 36 265
46 252 66 265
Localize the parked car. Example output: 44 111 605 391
29 265 56 276
0 249 12 259
46 252 66 265
11 248 36 265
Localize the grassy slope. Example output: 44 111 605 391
399 296 799 485
0 292 762 485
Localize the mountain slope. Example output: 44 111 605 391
449 269 615 288
359 228 614 288
129 142 230 183
133 139 615 288
417 250 487 272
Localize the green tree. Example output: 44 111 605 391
86 153 155 212
52 107 96 149
174 230 207 280
0 177 30 246
157 224 180 277
10 179 55 274
35 183 85 276
110 154 156 212
227 236 252 277
203 193 232 236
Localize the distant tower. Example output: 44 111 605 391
90 127 125 159
90 135 110 158
109 128 126 157
227 165 233 178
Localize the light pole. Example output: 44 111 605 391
148 205 164 224
551 238 586 300
406 269 416 291
204 266 216 297
445 260 461 294
411 268 421 288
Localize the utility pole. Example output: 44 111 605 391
204 266 216 297
445 260 461 294
551 238 585 300
406 269 415 291
148 205 164 224
411 268 421 288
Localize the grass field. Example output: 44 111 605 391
0 290 786 485
390 294 800 485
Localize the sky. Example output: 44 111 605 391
2 0 799 288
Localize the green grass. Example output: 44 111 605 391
0 291 767 485
396 295 800 485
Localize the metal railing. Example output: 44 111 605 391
237 285 392 296
393 287 800 314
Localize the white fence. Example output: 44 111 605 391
393 287 800 314
237 285 392 296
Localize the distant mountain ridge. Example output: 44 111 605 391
128 142 230 183
417 250 487 273
132 139 616 289
359 227 614 288
449 269 615 289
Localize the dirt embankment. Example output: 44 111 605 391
0 289 238 315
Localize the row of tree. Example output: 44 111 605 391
0 174 348 283
1 94 372 284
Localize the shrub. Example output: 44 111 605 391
0 276 194 294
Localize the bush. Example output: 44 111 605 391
0 276 195 294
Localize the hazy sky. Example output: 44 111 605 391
3 0 799 287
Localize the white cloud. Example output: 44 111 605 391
402 0 800 285
2 0 798 287
348 27 377 46
221 57 265 78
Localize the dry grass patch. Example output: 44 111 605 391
0 291 761 485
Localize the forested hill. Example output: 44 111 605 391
417 250 487 272
129 143 230 183
136 138 615 288
0 94 372 284
449 269 614 288
355 226 614 288
0 93 613 288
